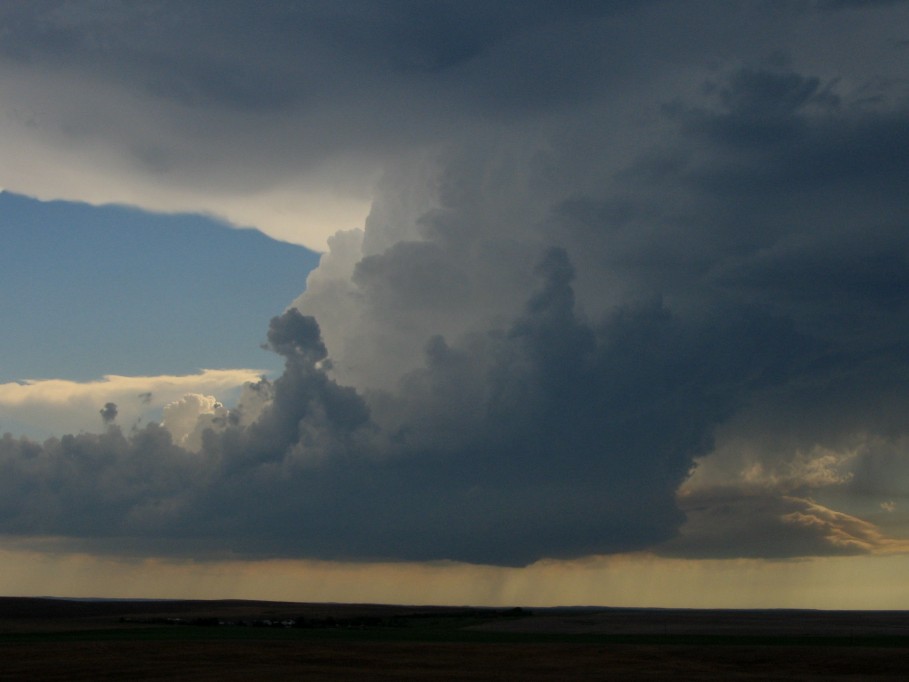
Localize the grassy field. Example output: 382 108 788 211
1 598 907 680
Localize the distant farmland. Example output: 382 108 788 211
1 598 907 680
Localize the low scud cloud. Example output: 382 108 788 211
2 1 909 567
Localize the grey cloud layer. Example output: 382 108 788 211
2 1 909 563
0 1 647 181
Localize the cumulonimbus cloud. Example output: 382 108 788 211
2 1 909 564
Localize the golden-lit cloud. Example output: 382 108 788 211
780 498 909 555
0 370 263 438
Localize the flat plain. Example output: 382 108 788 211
1 597 907 680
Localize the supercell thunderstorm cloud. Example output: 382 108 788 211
1 1 909 568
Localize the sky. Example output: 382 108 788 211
1 0 909 608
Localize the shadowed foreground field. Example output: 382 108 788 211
1 598 907 680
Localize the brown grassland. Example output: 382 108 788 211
1 597 907 680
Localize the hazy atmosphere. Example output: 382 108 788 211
2 0 909 608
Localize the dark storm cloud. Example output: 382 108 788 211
0 1 646 132
98 402 117 424
662 67 909 354
818 0 909 8
0 256 814 564
3 1 909 563
566 63 909 557
0 0 681 235
0 425 208 539
674 69 909 200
